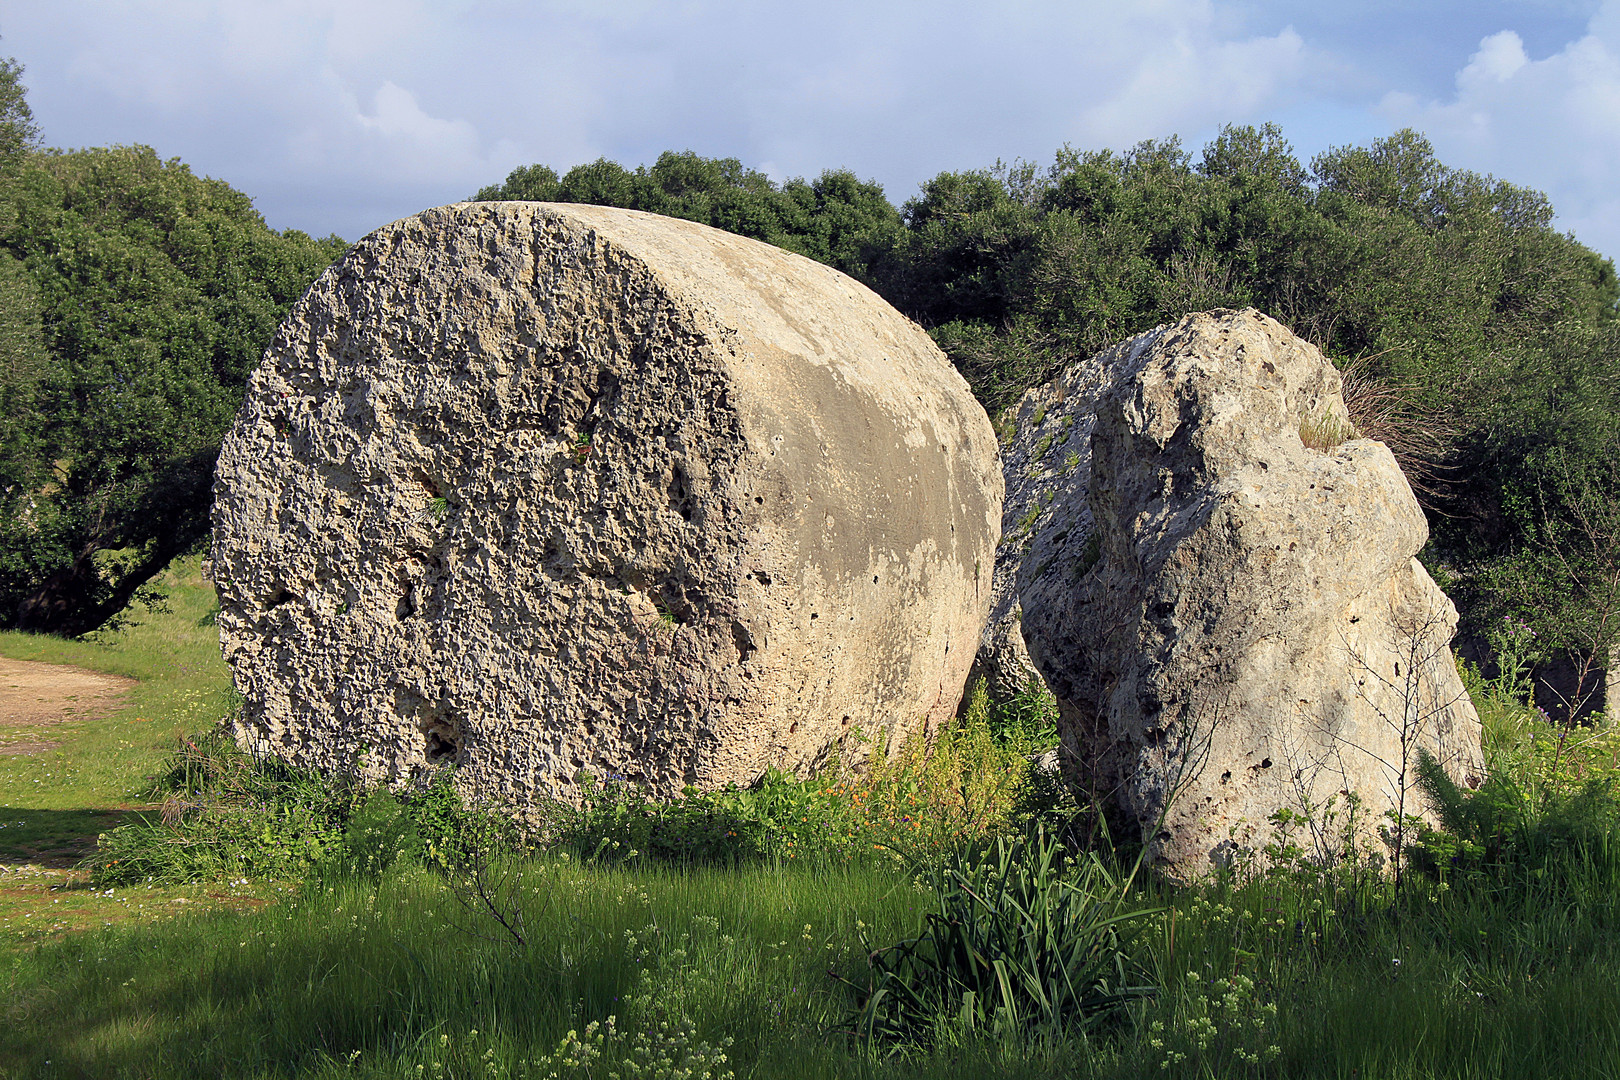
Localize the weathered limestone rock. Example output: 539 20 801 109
210 202 1001 806
971 357 1111 704
1018 309 1484 879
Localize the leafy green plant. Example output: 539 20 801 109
338 788 424 877
572 430 594 462
86 729 358 885
1147 971 1280 1074
83 730 529 899
558 684 1056 868
1002 502 1046 548
839 821 1158 1048
1484 615 1542 706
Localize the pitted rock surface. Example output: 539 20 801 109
1018 309 1484 879
210 202 1001 805
970 354 1112 704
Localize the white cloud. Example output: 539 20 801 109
16 0 1599 246
293 78 519 189
1078 22 1309 145
1459 30 1530 88
1381 2 1620 261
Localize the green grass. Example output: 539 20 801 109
0 551 235 820
5 853 1620 1078
5 568 1620 1077
1 860 929 1079
0 551 237 940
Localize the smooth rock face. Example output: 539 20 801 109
211 202 1001 805
1018 309 1484 879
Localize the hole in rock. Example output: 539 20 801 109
421 717 463 764
669 464 694 521
541 535 575 580
267 589 296 609
731 622 755 663
1219 770 1231 784
1257 757 1273 770
413 470 442 499
656 584 694 626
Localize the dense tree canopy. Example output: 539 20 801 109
0 56 45 528
474 150 900 280
0 127 345 633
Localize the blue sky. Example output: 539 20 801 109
4 1 1618 263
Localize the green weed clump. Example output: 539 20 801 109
840 821 1157 1049
556 679 1061 867
86 731 360 885
84 731 528 893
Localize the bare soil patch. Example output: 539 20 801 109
0 658 136 755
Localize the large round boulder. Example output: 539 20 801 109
210 202 1001 805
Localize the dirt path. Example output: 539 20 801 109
0 657 136 755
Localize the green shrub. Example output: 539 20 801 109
85 731 509 888
1399 650 1620 906
556 681 1059 867
338 788 424 878
86 730 358 885
839 821 1158 1049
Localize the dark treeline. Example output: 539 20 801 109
0 57 346 634
4 47 1618 700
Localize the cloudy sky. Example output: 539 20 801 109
4 1 1618 262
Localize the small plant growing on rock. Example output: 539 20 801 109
1297 407 1356 452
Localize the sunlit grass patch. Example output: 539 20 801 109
0 550 233 815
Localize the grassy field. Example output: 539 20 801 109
3 561 1620 1078
0 553 252 942
5 833 1620 1078
0 553 236 817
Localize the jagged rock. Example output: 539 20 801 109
970 356 1111 704
1018 309 1484 879
210 202 1002 806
